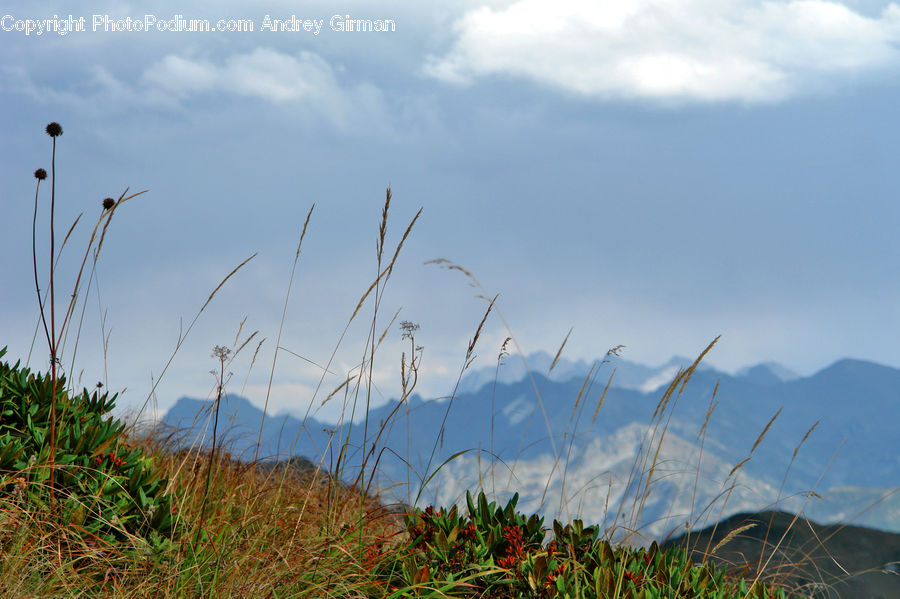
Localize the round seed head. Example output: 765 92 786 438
45 122 63 137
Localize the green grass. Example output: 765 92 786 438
0 121 842 598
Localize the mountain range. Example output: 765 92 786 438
160 353 900 539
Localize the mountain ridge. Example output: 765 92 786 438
160 354 900 536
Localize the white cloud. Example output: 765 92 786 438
0 64 182 114
143 55 220 97
140 47 389 130
425 0 900 102
144 48 330 103
2 45 389 132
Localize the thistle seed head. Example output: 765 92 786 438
45 122 63 137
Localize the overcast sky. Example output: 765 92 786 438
2 0 899 424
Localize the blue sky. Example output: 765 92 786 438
2 0 899 423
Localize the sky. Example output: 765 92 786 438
2 0 899 425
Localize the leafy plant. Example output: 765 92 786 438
381 490 806 598
0 347 177 546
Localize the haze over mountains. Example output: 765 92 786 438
162 352 900 539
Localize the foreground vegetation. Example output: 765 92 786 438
0 123 819 597
0 350 804 598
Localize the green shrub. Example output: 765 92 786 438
381 490 805 598
0 347 176 546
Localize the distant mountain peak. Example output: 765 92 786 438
459 351 726 396
662 355 704 369
819 357 891 375
736 361 799 383
457 350 594 394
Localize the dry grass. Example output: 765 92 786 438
0 440 410 598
